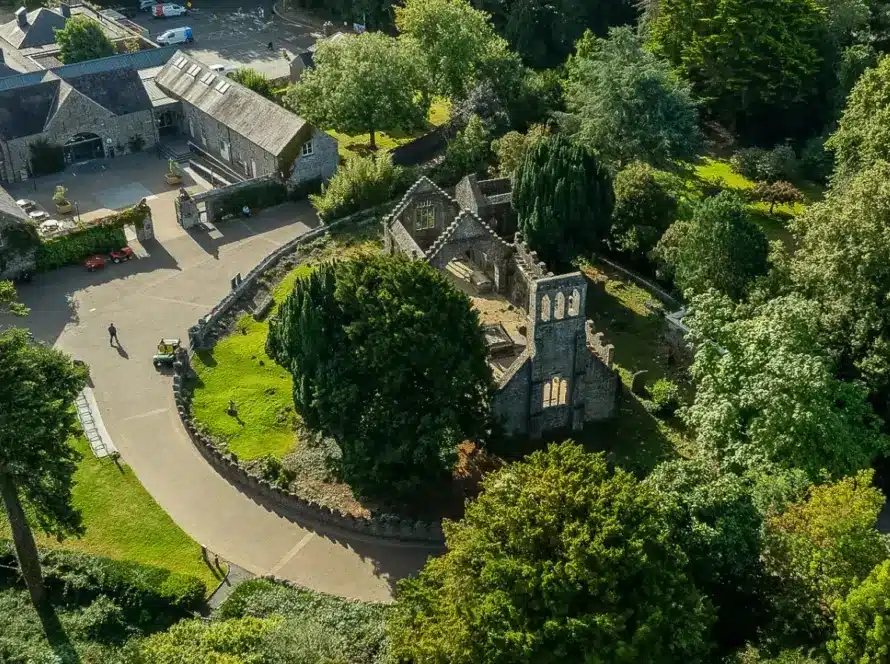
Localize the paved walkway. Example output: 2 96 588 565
6 195 437 602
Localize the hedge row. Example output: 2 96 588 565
0 540 205 628
35 224 127 271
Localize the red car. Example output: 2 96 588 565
109 247 134 263
84 255 105 272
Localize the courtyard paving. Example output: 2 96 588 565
5 152 206 224
3 194 436 602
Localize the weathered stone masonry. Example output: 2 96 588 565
384 175 619 439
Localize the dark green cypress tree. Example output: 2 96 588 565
513 134 614 264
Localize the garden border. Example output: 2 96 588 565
171 205 446 546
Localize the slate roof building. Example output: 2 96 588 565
155 51 338 184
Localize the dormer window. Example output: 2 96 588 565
415 199 436 230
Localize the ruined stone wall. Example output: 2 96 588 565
492 353 532 437
583 321 619 421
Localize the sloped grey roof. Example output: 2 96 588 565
64 67 152 115
0 73 60 139
0 184 29 222
1 8 66 49
0 62 19 79
155 50 307 155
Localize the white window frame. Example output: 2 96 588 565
301 140 314 157
414 199 436 231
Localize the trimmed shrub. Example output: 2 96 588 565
0 540 206 627
730 145 798 183
217 181 288 219
36 224 126 271
67 595 129 643
310 153 413 221
646 377 681 417
256 454 295 489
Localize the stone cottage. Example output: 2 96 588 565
155 51 338 186
0 186 36 279
384 175 619 438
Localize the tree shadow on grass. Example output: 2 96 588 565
37 604 81 664
195 350 217 368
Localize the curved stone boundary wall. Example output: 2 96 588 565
173 207 446 545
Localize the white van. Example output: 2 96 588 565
156 26 193 45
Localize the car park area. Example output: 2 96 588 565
131 1 316 80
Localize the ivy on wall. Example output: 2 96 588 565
34 200 151 271
0 222 39 274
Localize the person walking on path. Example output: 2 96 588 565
108 323 118 346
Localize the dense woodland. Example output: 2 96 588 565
6 0 890 662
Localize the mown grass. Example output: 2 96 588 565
327 100 451 159
0 436 220 591
689 158 823 246
191 224 383 463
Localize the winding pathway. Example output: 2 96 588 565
10 194 437 602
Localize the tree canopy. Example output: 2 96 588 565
395 0 513 101
0 281 28 316
567 27 701 169
655 192 769 300
229 68 276 101
54 15 114 65
609 161 679 258
388 442 715 664
285 32 426 150
649 0 828 142
513 133 614 264
683 292 888 479
829 559 890 664
763 470 888 640
0 328 87 609
267 256 493 505
790 160 890 398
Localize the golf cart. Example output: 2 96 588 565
153 338 181 368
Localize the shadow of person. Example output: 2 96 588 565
115 344 129 360
37 603 81 663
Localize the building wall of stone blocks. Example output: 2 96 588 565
286 127 338 184
582 352 619 421
492 356 531 436
392 190 460 252
506 258 532 311
1 104 158 183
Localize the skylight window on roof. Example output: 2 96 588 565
219 82 231 93
214 79 225 92
174 56 186 68
200 72 214 85
186 64 201 77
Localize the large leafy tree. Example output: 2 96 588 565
609 161 679 258
513 133 614 264
0 328 87 610
567 27 701 169
763 470 888 642
388 442 715 664
790 160 890 399
829 559 890 664
683 292 888 479
649 0 827 142
827 58 890 180
0 280 28 316
267 256 493 505
644 459 768 652
285 32 427 151
54 15 114 65
478 0 637 69
655 192 769 300
395 0 510 101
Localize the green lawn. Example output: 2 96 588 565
1 436 221 592
326 100 451 159
690 158 823 245
191 223 384 463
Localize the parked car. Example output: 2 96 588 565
15 198 36 212
153 3 187 18
109 247 135 263
138 0 157 11
84 255 105 272
28 210 49 222
156 26 193 44
209 64 236 75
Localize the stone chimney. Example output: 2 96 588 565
59 2 71 18
14 7 27 28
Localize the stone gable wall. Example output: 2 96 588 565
287 127 338 185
